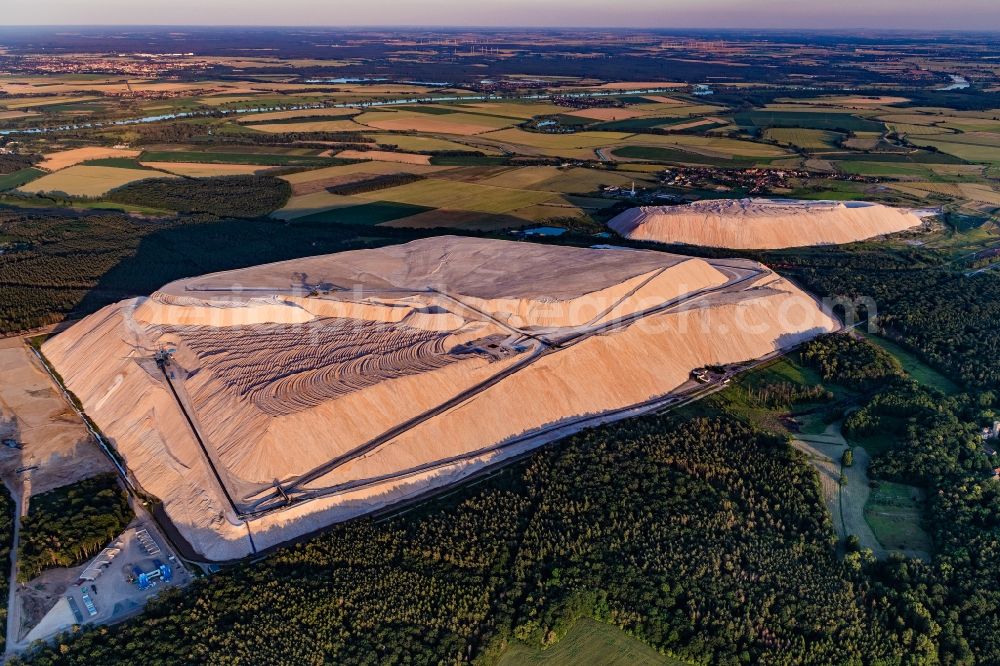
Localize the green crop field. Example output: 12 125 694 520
765 127 844 150
905 137 1000 163
0 167 45 191
357 177 556 213
498 618 688 666
429 154 510 166
733 111 884 132
294 201 432 226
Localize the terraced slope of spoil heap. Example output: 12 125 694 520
609 198 927 249
43 236 838 560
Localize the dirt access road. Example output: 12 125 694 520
791 422 885 558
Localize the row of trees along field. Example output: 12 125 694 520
18 474 132 582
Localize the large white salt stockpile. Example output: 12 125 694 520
44 236 837 559
609 198 927 249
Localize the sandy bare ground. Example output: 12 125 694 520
335 150 431 165
37 148 141 172
611 198 928 249
15 565 83 643
44 237 837 560
0 337 111 497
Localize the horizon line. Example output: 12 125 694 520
0 24 998 33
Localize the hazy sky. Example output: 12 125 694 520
6 0 1000 30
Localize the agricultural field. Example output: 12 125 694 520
273 191 368 220
732 111 885 132
477 165 639 193
292 201 433 226
0 167 44 191
627 133 789 157
351 177 556 213
335 150 431 165
363 133 500 153
764 128 843 150
37 147 142 172
139 150 334 166
612 145 764 166
471 128 629 159
459 101 567 119
355 109 516 135
245 119 367 133
235 107 359 123
17 165 175 197
905 134 1000 163
139 162 269 177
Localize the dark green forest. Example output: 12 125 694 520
12 413 934 665
801 333 903 389
4 207 1000 663
0 209 431 334
0 486 14 655
17 474 133 582
789 252 1000 391
0 153 38 175
849 379 999 664
108 175 292 218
